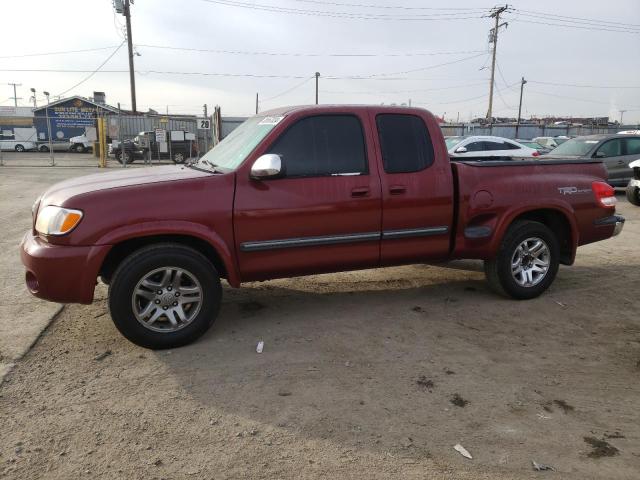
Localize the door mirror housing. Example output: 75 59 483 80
455 146 468 153
250 154 282 180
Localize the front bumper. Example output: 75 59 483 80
629 178 640 189
20 231 111 304
594 215 625 237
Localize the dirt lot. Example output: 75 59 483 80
0 166 638 479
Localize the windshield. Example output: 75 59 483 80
195 115 283 171
546 138 598 156
445 137 465 149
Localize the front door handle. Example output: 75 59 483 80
389 185 407 195
351 187 370 197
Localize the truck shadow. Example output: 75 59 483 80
148 261 639 464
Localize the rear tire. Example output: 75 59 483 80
484 220 559 300
39 145 50 152
15 144 25 152
108 244 222 349
116 151 133 164
626 185 640 206
172 152 186 164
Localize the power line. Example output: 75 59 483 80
528 80 640 89
55 41 126 97
0 45 122 59
516 8 640 29
200 0 485 21
286 0 490 12
527 90 640 109
321 81 489 95
261 76 314 102
137 44 487 57
512 12 640 33
506 16 640 34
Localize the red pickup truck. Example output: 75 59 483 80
21 105 624 349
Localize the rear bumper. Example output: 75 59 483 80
20 231 111 304
594 215 625 237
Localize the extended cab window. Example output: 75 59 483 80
268 115 367 177
376 114 434 173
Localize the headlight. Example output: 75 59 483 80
35 206 83 235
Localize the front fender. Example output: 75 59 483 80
94 220 240 287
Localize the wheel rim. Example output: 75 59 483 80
131 266 203 333
510 237 551 287
175 153 184 162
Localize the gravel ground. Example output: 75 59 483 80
0 166 638 479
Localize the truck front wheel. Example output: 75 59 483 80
484 220 559 300
108 244 222 349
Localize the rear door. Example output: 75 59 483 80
233 113 382 281
593 138 626 185
372 112 454 265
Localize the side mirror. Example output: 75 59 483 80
250 154 282 180
455 146 468 153
594 151 607 158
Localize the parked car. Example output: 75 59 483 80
111 131 198 164
21 105 624 349
516 139 552 155
69 134 94 153
38 141 74 153
543 133 640 187
533 136 570 149
0 139 37 152
447 135 540 159
627 159 640 205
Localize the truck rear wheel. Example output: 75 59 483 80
484 220 559 300
626 185 640 206
108 244 222 349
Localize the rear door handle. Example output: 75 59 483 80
389 185 407 195
351 187 370 197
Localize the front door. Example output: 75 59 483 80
372 112 454 265
234 113 382 281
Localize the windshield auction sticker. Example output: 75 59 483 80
258 116 284 125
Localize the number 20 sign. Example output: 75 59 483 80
197 118 211 130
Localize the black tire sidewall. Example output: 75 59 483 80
495 222 560 300
626 185 640 206
109 247 222 349
75 145 85 153
15 145 24 152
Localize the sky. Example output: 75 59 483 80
2 0 640 122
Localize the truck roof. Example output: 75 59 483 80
259 104 431 117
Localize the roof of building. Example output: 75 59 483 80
32 96 119 113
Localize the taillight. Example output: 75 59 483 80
592 181 616 208
532 151 540 157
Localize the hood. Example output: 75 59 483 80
630 159 640 168
39 165 211 207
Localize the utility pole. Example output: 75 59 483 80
29 88 37 108
619 110 627 124
43 91 54 166
203 104 208 153
486 4 509 122
123 0 137 113
315 72 320 104
255 93 259 114
7 83 22 107
515 77 527 138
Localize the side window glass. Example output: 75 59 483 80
596 139 622 158
464 141 484 152
503 142 520 150
376 114 435 173
624 138 640 156
482 141 506 151
268 115 367 177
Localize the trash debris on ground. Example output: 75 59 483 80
555 301 568 308
532 460 555 471
451 393 469 407
416 376 434 391
536 413 551 420
454 443 472 459
553 399 574 413
583 436 620 458
277 390 292 397
604 431 625 439
93 350 111 361
256 341 264 354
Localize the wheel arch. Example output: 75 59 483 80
500 207 577 265
99 233 239 287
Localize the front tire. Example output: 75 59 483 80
484 220 559 300
108 244 222 349
15 144 25 152
75 144 85 153
626 184 640 206
39 145 50 152
172 152 186 164
116 151 133 164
